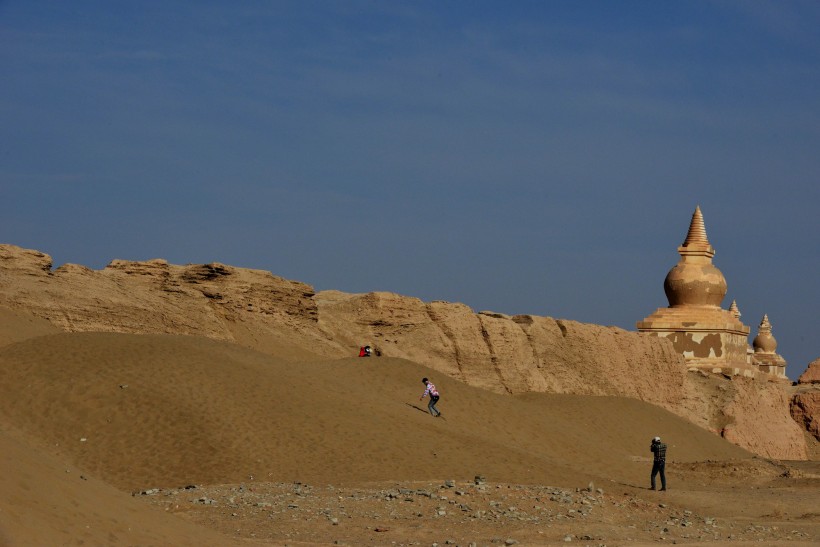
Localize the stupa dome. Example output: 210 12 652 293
663 206 727 308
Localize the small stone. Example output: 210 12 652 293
505 540 518 545
563 535 573 542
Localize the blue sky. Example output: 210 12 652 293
1 1 818 377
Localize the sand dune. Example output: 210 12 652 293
0 424 240 546
0 306 58 346
0 330 750 490
1 308 815 545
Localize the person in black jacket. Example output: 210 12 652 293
650 436 667 491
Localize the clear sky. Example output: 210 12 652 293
1 1 818 377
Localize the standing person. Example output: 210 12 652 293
420 377 441 417
650 436 667 491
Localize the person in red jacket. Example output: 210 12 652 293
419 377 441 417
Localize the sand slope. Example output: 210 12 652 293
0 306 59 347
0 310 781 545
0 330 750 493
0 424 242 546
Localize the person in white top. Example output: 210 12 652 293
420 377 441 417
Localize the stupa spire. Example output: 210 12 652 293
682 205 711 247
677 205 716 259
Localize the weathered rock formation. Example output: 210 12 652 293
791 358 820 443
0 243 808 460
0 244 333 358
797 358 820 385
315 291 686 405
791 392 820 441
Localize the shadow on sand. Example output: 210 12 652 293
608 479 657 491
405 403 445 420
406 402 430 414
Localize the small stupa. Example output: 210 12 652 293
729 300 741 320
637 206 752 374
751 314 787 377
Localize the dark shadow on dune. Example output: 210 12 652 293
405 403 447 421
405 403 431 414
609 479 646 490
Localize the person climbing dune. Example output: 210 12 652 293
419 377 441 417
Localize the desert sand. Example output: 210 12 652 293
0 305 818 546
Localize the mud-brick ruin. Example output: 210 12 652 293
637 206 787 379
